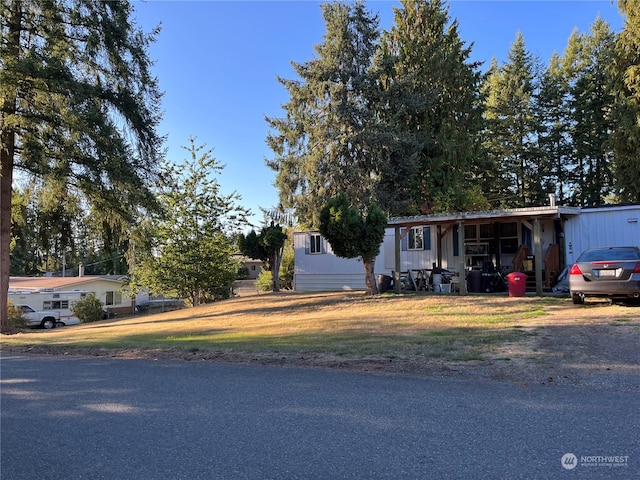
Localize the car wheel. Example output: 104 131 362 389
56 322 65 328
571 294 584 305
41 318 56 329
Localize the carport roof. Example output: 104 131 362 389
387 205 581 228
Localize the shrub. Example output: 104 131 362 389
7 302 28 329
236 265 249 280
279 246 294 290
256 269 274 292
72 294 104 323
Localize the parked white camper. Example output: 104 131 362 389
8 290 88 326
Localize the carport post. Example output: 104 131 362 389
395 226 401 294
458 221 467 295
534 217 543 296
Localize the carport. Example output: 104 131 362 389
387 205 581 295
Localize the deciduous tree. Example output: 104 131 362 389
238 223 287 292
129 138 248 306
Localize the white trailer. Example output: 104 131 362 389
8 290 89 326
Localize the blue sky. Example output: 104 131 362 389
131 1 624 229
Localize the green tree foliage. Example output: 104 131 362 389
129 138 248 307
72 294 103 323
9 187 39 275
238 223 288 291
266 1 381 228
255 244 294 292
564 19 616 206
319 193 387 295
6 300 28 330
1 0 164 332
535 53 573 204
377 0 487 214
482 33 542 208
609 0 640 202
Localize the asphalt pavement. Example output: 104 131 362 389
1 354 637 479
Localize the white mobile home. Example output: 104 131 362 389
294 204 640 294
563 205 640 265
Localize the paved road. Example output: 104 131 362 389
1 354 637 479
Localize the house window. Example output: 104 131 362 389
403 226 431 251
464 224 477 241
409 227 423 250
309 234 323 254
499 222 519 254
105 291 122 306
479 223 494 239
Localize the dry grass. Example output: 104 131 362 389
4 291 627 364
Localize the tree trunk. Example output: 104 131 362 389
363 258 378 296
271 246 284 292
0 1 22 332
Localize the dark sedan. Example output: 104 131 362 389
569 246 640 304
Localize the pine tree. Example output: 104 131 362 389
1 0 163 332
377 0 486 214
565 19 616 206
609 0 640 202
265 1 381 228
482 33 541 208
535 53 573 204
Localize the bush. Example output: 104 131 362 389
236 265 249 280
255 246 295 292
279 246 294 290
72 294 104 323
255 269 274 292
7 302 28 329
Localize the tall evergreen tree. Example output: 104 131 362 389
1 0 164 332
535 53 573 204
565 19 616 206
377 0 486 214
609 0 640 202
265 1 381 228
482 32 541 208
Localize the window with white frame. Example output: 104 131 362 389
105 291 122 306
309 233 322 254
408 226 424 250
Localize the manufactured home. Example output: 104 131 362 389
8 275 135 316
294 204 640 294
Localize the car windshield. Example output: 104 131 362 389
578 248 640 262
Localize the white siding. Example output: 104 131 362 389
294 274 366 292
564 206 640 264
293 232 387 291
383 228 437 271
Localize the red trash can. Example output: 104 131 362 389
506 272 527 297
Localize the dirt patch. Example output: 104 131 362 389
4 298 639 391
